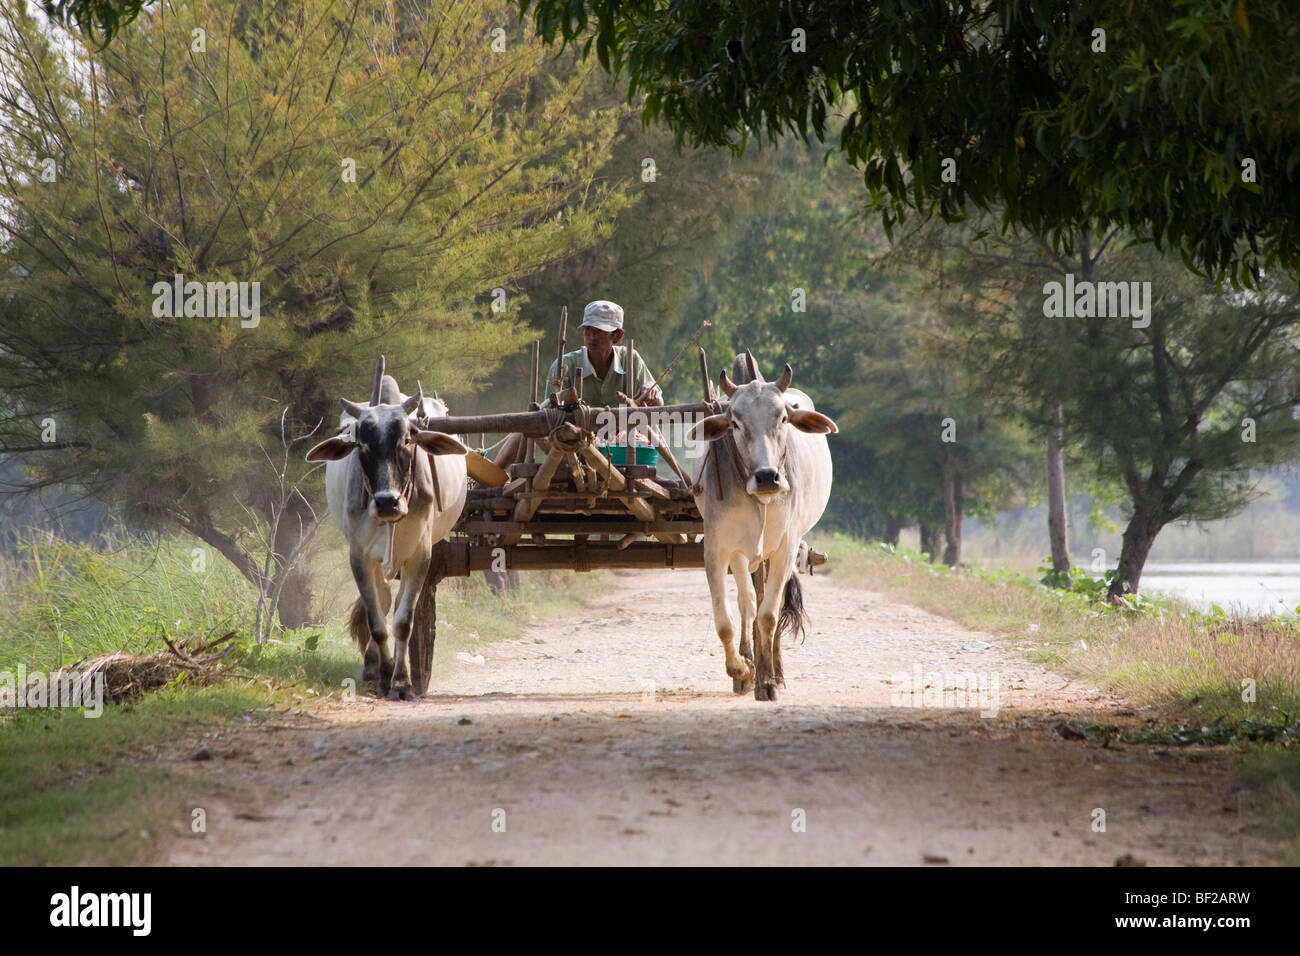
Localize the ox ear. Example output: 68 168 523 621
787 407 838 435
413 430 468 455
306 434 357 461
688 413 733 443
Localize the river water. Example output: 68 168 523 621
1135 561 1300 616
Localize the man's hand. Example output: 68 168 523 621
633 382 664 406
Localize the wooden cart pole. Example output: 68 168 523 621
698 346 715 402
553 306 568 395
625 337 634 460
525 338 540 464
431 401 719 439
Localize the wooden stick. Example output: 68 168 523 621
632 476 672 500
698 347 714 401
509 445 568 540
429 401 719 438
554 306 568 395
371 355 386 405
530 338 540 404
526 338 540 464
616 390 690 487
625 337 635 462
578 446 656 521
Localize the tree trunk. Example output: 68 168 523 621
183 513 261 584
271 494 316 628
942 470 963 567
1109 504 1165 601
883 514 902 547
1046 406 1070 579
919 524 939 560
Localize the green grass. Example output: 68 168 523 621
0 529 608 864
1242 750 1300 866
1 531 257 673
0 685 270 865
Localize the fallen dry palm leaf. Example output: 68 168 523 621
53 631 239 703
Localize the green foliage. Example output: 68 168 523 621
665 139 1036 539
0 688 263 865
0 0 632 603
522 0 1300 287
510 101 772 389
1035 556 1150 610
888 209 1300 595
0 530 255 672
39 0 149 47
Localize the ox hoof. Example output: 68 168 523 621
732 678 755 694
387 680 414 701
754 682 779 702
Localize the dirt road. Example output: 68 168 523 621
158 568 1279 865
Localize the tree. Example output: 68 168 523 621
494 79 776 407
0 0 630 627
667 138 1035 559
521 0 1300 287
895 216 1300 598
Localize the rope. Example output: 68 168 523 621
549 424 586 453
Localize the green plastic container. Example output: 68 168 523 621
601 444 659 467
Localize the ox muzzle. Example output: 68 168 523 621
747 466 785 498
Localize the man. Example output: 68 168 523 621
545 300 664 407
491 300 662 472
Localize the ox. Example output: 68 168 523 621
689 357 838 701
306 358 468 700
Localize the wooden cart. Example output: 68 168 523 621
401 316 824 696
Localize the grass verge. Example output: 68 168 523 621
0 531 606 864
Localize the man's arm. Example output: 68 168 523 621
630 349 663 406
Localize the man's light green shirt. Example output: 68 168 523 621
545 346 656 406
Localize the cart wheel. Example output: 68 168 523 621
409 573 438 697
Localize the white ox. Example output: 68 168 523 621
689 358 838 701
306 358 468 700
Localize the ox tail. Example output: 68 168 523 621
776 572 809 645
348 598 370 655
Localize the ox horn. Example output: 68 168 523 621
340 398 367 419
775 363 792 392
401 384 424 416
744 349 763 383
719 370 737 397
370 355 386 406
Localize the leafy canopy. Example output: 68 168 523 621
520 1 1300 287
